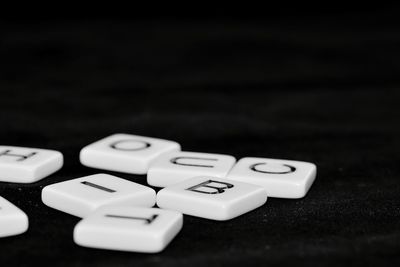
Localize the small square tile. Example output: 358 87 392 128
0 196 29 237
0 146 63 183
42 174 156 217
147 151 236 187
156 176 267 220
226 157 317 198
80 133 181 174
74 206 183 253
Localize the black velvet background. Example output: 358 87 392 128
0 10 400 266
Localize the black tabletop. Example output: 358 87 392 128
0 10 400 266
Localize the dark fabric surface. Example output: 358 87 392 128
0 12 400 266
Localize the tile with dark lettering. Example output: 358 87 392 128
41 174 156 217
156 176 267 220
0 146 63 183
226 157 317 198
74 206 183 253
147 151 236 187
0 196 29 237
80 134 181 174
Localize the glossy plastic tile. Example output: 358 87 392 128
157 176 267 220
80 133 181 174
227 157 317 198
74 206 183 253
147 151 236 187
0 196 29 237
42 173 156 217
0 146 63 183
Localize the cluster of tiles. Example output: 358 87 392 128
0 133 317 253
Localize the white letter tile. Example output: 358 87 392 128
156 176 267 221
0 146 63 183
80 134 181 174
147 151 236 187
74 206 183 253
41 173 156 217
226 157 317 198
0 196 29 237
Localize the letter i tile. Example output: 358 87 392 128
42 174 156 217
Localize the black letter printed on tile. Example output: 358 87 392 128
170 157 218 168
0 149 37 162
110 140 151 151
105 214 158 224
250 162 296 174
186 180 234 194
81 181 117 193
